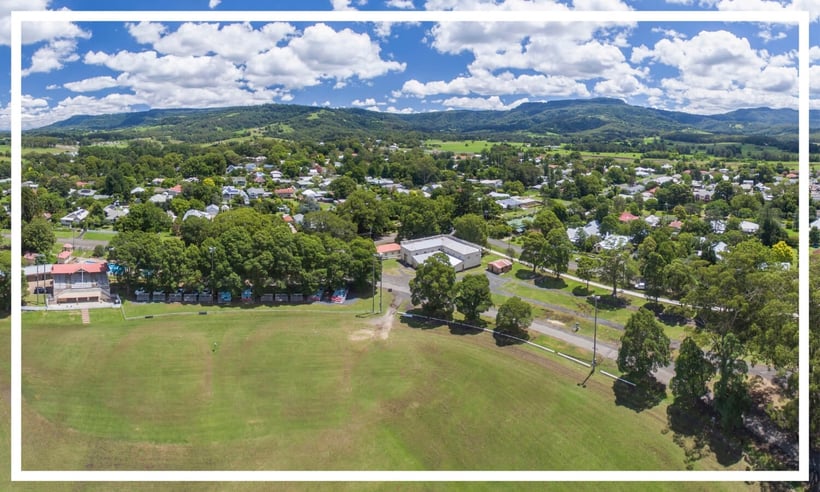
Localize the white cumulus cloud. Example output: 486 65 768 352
635 29 797 113
23 38 81 76
63 76 120 93
0 0 90 46
441 95 529 110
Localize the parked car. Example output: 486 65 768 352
331 288 348 304
33 287 47 294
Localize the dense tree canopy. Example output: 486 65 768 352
495 296 533 337
116 202 172 234
617 308 671 379
670 337 714 408
409 253 456 316
22 218 55 255
454 274 493 321
452 213 488 247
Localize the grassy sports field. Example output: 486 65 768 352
3 300 758 490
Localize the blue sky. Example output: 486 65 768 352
0 0 815 130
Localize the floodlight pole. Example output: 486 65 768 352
372 253 376 314
209 246 216 303
592 295 599 368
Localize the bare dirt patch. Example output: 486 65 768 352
349 329 375 341
350 298 400 342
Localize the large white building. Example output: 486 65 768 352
400 235 482 272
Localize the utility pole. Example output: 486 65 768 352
591 295 599 367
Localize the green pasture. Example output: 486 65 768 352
425 139 525 153
15 302 751 477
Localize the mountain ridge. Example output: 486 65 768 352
30 98 809 143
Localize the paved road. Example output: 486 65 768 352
382 262 779 387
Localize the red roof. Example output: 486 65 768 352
57 251 71 259
169 185 183 193
669 220 683 229
488 258 513 269
51 263 108 274
275 187 295 195
619 211 639 222
376 243 401 254
282 214 294 223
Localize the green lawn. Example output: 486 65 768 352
15 304 752 477
488 263 691 345
81 230 117 241
424 139 525 153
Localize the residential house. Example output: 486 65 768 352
60 208 89 227
103 204 129 223
182 209 212 221
376 243 402 259
246 187 269 200
644 214 661 228
567 221 600 243
619 211 639 223
594 235 630 252
275 187 295 199
693 188 714 202
148 193 169 204
710 220 727 234
222 186 249 205
740 220 760 234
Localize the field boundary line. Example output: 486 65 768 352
120 306 374 321
403 312 631 384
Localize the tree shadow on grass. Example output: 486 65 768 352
397 308 448 330
666 401 745 467
534 276 567 289
492 328 530 347
587 294 630 311
447 319 485 336
571 285 592 297
612 374 666 413
515 269 537 280
659 304 692 327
